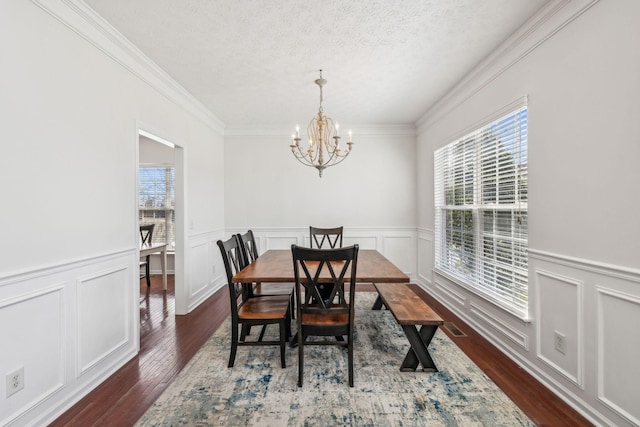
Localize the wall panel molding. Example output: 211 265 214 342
76 265 130 375
0 251 138 427
534 269 583 386
417 230 434 285
0 285 66 427
470 301 530 350
596 287 640 426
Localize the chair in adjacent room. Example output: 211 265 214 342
309 226 344 249
291 243 359 387
217 235 291 368
139 224 155 287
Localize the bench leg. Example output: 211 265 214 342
371 295 386 310
400 325 439 372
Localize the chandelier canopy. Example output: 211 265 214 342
290 70 353 177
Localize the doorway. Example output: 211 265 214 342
137 129 186 322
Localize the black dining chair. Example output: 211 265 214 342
309 226 345 302
139 224 155 287
237 230 295 317
292 243 359 387
309 226 344 249
217 235 291 368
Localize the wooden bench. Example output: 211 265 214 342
374 283 444 372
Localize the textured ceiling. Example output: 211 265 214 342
84 0 549 127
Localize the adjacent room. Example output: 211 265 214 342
2 0 639 426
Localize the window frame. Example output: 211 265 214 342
434 104 529 319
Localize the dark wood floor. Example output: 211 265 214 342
51 276 592 426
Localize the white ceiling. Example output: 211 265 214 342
84 0 549 128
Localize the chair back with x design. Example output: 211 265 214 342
309 226 343 249
292 243 359 387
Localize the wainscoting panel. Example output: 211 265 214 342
417 229 434 285
188 240 212 301
187 229 226 313
380 234 416 278
470 301 530 351
0 285 65 427
534 269 583 386
418 246 640 426
0 251 138 427
525 251 639 426
77 265 130 374
596 286 640 426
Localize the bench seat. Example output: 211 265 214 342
374 283 444 372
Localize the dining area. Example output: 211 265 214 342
217 226 444 388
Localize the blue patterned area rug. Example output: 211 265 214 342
136 292 533 426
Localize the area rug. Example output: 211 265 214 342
136 292 534 426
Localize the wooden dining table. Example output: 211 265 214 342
232 249 409 308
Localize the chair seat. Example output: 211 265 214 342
301 310 349 326
238 295 290 320
253 283 294 297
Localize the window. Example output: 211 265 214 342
434 106 528 317
139 166 175 249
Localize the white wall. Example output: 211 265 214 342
225 128 416 228
416 1 640 426
223 128 418 276
0 1 225 425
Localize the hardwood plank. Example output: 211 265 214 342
51 277 592 426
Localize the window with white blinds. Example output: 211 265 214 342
434 106 528 317
139 166 175 249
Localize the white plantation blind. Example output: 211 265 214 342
139 166 175 248
434 106 528 317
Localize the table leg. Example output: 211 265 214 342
400 325 439 372
161 247 167 291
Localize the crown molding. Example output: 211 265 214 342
31 0 225 134
416 0 600 133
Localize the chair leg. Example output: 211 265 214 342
297 330 304 387
348 333 354 387
229 323 239 368
240 324 250 341
145 256 151 287
285 310 292 340
279 321 286 368
290 294 295 319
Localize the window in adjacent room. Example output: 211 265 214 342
139 166 175 250
434 106 528 317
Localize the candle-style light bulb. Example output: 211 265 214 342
335 122 340 136
348 129 353 142
295 125 300 138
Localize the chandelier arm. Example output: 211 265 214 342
291 143 319 166
319 147 351 167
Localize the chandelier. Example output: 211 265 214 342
290 70 353 177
